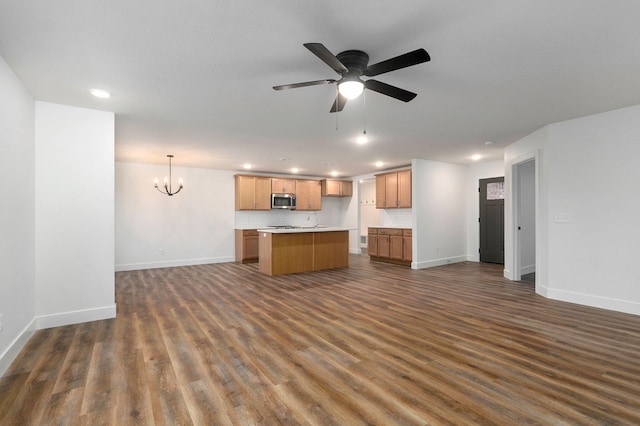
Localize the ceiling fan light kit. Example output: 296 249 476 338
273 42 430 112
338 80 364 99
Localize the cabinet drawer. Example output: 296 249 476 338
378 228 403 236
368 227 378 234
403 229 412 237
243 229 258 236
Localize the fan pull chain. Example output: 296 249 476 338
363 89 367 136
335 84 339 131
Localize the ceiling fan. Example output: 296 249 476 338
273 43 430 112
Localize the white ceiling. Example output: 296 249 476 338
2 1 640 177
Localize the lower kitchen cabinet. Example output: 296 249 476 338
368 229 378 256
368 227 412 266
235 229 259 263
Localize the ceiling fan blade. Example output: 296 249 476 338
304 43 348 74
329 93 348 113
273 79 336 90
364 79 417 102
363 48 430 77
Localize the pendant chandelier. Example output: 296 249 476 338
154 154 183 196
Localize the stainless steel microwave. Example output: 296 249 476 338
271 193 296 209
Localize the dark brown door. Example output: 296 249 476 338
479 177 504 264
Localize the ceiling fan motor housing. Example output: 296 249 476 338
336 50 369 77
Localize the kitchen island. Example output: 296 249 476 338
257 227 349 276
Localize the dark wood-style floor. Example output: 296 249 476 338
2 256 640 425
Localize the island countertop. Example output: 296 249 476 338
256 226 350 234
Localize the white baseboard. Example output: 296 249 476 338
520 264 535 275
0 318 37 377
115 256 234 272
350 247 362 254
546 288 640 316
413 255 467 270
36 304 116 330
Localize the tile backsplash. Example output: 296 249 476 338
235 210 321 229
380 209 412 228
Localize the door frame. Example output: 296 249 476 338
510 152 538 284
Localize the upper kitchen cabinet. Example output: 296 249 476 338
320 179 353 197
295 180 322 210
235 175 272 210
271 178 296 194
376 169 411 209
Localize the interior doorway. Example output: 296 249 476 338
479 177 505 264
513 159 536 281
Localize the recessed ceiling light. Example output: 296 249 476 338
471 154 482 161
356 134 369 145
291 167 299 174
484 141 494 146
90 88 110 98
331 170 339 177
375 161 384 167
279 157 288 161
243 163 252 169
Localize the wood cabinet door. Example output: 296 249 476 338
236 176 256 210
295 180 310 210
308 180 322 210
245 235 259 259
398 170 412 208
377 234 390 258
254 177 272 210
368 233 378 256
272 178 295 193
403 236 412 262
340 180 353 197
385 173 398 208
389 235 404 260
376 175 386 208
324 179 342 196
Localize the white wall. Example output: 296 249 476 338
116 162 237 270
505 104 640 315
0 54 36 374
35 102 116 328
465 161 504 261
412 159 467 269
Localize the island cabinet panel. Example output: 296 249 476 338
235 229 259 263
314 231 349 271
258 230 349 276
235 175 271 210
259 232 313 276
271 178 296 194
295 180 322 210
368 227 412 266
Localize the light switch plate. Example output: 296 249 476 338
554 214 571 223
